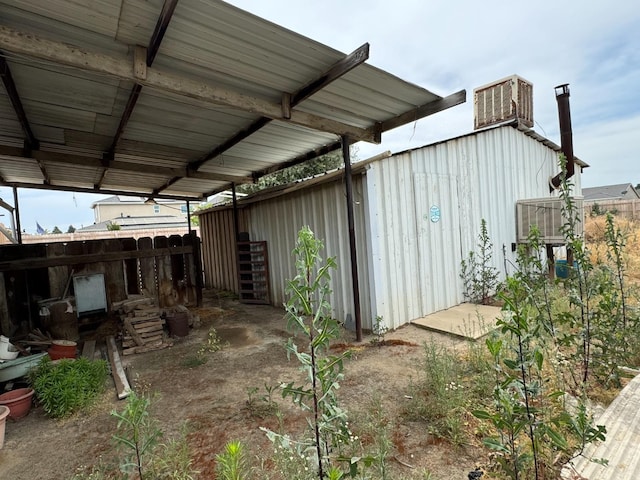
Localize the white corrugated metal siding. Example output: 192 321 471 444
197 125 583 332
245 175 372 328
366 125 582 330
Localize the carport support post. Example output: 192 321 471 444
342 136 362 342
186 200 192 234
13 187 22 244
231 183 239 241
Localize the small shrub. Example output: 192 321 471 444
460 219 500 305
29 357 109 418
112 391 162 479
215 440 252 480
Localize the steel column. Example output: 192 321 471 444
342 136 362 341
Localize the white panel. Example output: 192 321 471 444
245 176 372 330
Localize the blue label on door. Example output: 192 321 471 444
430 205 441 223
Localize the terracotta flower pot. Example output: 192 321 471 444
0 405 9 448
0 388 35 420
48 340 77 360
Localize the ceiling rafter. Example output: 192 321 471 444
204 89 467 197
0 51 51 185
0 180 202 201
0 146 252 184
97 0 180 189
0 25 376 143
149 43 370 199
0 53 38 149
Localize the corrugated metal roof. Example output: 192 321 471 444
0 0 464 200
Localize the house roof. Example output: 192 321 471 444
78 215 187 232
583 183 640 201
0 0 465 202
91 194 187 207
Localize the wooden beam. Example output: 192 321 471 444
0 146 252 184
133 45 147 80
106 336 131 400
0 53 39 149
0 180 203 202
0 245 194 272
0 26 375 142
377 89 467 134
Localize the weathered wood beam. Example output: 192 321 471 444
0 53 38 149
376 89 467 137
0 25 375 142
0 146 252 183
0 180 203 202
0 245 194 272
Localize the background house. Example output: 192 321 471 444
91 196 190 224
583 184 640 202
583 184 640 220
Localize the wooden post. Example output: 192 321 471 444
154 236 175 307
138 237 158 300
169 234 186 305
0 273 9 335
546 244 555 280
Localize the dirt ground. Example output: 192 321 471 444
0 289 485 480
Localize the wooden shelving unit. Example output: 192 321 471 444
237 241 270 304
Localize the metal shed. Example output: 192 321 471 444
198 122 586 331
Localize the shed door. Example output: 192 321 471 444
413 173 463 313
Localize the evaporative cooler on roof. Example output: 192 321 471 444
474 75 534 130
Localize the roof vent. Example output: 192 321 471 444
474 75 533 130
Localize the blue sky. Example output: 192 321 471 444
1 0 639 233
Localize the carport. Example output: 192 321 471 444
0 0 465 339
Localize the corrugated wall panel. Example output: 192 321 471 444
367 125 581 329
199 126 582 332
237 176 372 328
199 208 248 292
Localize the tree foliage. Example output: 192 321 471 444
237 152 343 195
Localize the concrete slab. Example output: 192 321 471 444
411 303 502 340
562 373 640 480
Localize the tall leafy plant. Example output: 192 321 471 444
262 226 355 479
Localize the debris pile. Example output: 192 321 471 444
113 295 172 355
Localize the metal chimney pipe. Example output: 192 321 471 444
549 84 575 190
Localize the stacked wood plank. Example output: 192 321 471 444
115 296 172 355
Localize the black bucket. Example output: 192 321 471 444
167 313 189 337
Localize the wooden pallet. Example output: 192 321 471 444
119 303 171 355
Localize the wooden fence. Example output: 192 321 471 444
0 233 202 336
585 199 640 221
